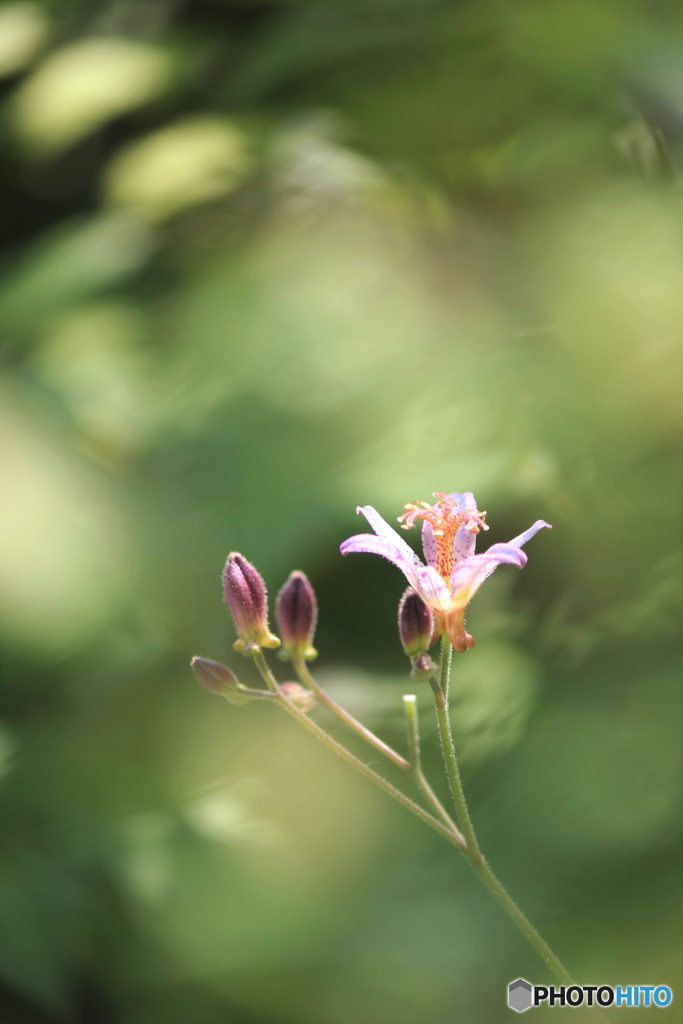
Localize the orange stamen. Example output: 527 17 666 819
398 493 487 581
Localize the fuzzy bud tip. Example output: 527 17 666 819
222 552 280 652
276 570 318 661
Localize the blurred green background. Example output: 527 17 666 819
0 1 682 1022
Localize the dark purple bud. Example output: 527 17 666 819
279 681 316 712
276 571 318 661
222 552 280 652
191 656 251 704
398 587 434 657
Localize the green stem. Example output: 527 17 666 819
296 658 464 843
403 695 459 833
250 649 466 852
473 858 610 1020
294 658 410 771
252 647 607 1019
429 640 610 1019
473 857 574 986
235 686 277 699
431 636 480 856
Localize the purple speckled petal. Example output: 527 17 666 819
356 506 424 566
453 525 476 563
448 492 478 512
356 505 406 542
415 564 451 607
421 520 437 567
340 533 421 589
450 544 527 605
507 520 552 548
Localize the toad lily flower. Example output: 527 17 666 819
340 492 551 653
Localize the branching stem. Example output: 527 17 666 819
250 649 466 852
247 645 608 1021
294 657 463 838
293 658 410 771
402 694 457 832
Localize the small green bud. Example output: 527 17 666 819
279 681 316 712
191 656 251 705
410 652 437 681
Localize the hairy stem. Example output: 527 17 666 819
403 695 458 832
473 857 574 986
429 639 610 1019
235 686 278 699
250 649 466 851
251 646 607 1018
430 636 480 856
294 657 410 771
295 657 464 840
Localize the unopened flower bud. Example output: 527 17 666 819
398 587 434 656
276 571 318 661
191 656 251 705
279 681 316 712
410 651 437 681
222 552 280 652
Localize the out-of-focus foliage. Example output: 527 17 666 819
104 116 251 221
0 2 48 77
0 1 681 1022
11 35 174 154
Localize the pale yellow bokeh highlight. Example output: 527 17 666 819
0 2 49 77
538 186 683 430
11 36 172 153
0 394 130 652
104 116 251 221
34 303 151 452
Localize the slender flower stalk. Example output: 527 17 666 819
294 656 463 838
293 656 411 771
430 637 480 857
278 680 316 711
263 646 602 1014
472 858 576 989
424 639 602 1008
403 695 457 832
249 647 467 850
279 574 424 777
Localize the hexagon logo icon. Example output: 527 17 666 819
508 978 533 1012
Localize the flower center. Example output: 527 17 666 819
398 493 487 581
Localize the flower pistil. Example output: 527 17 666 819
398 493 488 582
